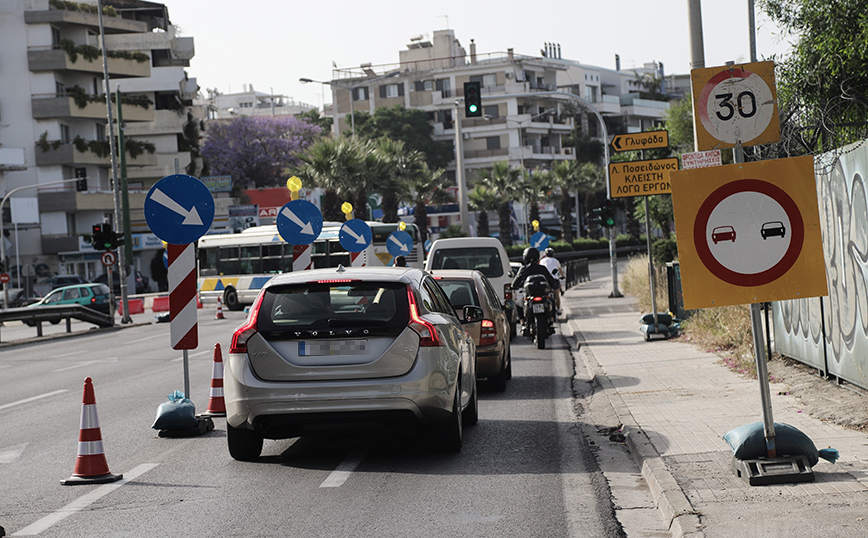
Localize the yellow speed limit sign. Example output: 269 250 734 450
691 61 780 151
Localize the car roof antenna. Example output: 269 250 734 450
336 264 346 273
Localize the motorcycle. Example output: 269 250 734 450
520 274 555 349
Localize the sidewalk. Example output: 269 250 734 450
562 272 868 537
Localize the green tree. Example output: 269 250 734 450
406 164 450 244
761 0 868 152
468 184 501 238
479 161 521 247
297 108 335 135
375 139 426 223
353 106 453 169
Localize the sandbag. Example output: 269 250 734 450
152 390 198 430
723 421 839 467
639 312 672 326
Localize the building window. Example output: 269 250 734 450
483 74 497 87
51 26 62 46
483 105 499 118
435 78 450 95
60 124 70 142
239 102 253 108
486 136 501 150
379 83 404 99
352 87 369 101
415 80 434 91
96 123 105 141
56 81 66 96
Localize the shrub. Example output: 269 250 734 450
651 238 679 266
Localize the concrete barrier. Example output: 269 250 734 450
117 298 145 316
152 296 170 312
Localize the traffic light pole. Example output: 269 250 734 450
454 101 470 234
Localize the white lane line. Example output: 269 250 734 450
319 450 367 488
12 463 159 536
127 335 157 344
52 358 119 372
55 351 86 359
171 350 212 362
0 390 68 411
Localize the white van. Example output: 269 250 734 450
425 237 517 335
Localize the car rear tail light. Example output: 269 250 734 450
480 318 497 346
229 290 265 353
310 279 360 284
406 286 442 347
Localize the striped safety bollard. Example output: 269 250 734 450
292 244 312 272
168 243 198 350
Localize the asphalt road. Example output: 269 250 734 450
0 306 640 537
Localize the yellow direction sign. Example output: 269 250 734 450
609 158 679 198
691 61 780 151
670 155 826 309
611 130 669 152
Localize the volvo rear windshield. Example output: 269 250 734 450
256 281 410 336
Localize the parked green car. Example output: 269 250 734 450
25 283 114 325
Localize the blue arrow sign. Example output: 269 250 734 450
424 239 432 253
386 230 414 257
531 231 550 251
144 174 215 245
339 219 372 253
277 200 323 245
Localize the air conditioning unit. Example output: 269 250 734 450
505 72 513 79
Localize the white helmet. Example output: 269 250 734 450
544 247 555 257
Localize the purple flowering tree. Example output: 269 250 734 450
202 115 321 189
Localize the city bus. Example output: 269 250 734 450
197 221 423 310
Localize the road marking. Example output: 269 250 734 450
319 450 367 488
0 443 27 464
55 351 86 359
172 350 211 362
0 390 68 411
127 335 158 344
12 463 159 536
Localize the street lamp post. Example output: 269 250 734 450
299 70 399 136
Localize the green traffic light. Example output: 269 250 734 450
468 104 478 113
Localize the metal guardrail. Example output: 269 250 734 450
563 258 590 289
0 304 114 339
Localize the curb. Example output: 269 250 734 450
566 317 705 538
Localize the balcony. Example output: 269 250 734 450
31 95 154 122
34 141 158 167
28 48 150 78
25 8 147 33
593 94 622 115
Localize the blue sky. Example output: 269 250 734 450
166 1 794 109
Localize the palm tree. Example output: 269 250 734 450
376 139 425 223
468 184 501 237
479 161 521 247
518 168 553 239
406 164 449 244
550 161 579 242
294 137 349 221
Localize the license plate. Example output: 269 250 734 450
532 303 545 314
298 339 367 356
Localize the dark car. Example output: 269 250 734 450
761 221 786 239
94 270 149 295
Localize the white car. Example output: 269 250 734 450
225 266 481 460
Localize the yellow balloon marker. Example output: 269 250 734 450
287 176 302 201
532 220 540 231
398 221 406 231
341 202 353 220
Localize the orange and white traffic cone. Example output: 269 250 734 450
61 377 123 485
202 343 226 417
215 296 225 320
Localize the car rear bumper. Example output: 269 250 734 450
475 346 503 376
225 351 458 438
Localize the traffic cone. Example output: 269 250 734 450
202 343 226 417
196 293 203 309
61 377 123 485
215 296 225 320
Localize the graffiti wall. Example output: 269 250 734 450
773 140 868 389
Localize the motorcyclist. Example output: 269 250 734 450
512 247 558 324
539 247 563 315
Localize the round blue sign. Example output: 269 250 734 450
339 219 372 253
277 200 323 245
424 239 432 253
144 174 215 245
386 230 414 257
530 231 550 251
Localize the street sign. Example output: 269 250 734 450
530 231 550 251
144 174 215 245
276 200 323 245
339 219 372 253
0 273 9 284
386 230 414 257
168 243 198 350
611 130 669 152
100 251 117 267
691 61 780 150
609 158 679 198
670 155 827 309
682 150 722 170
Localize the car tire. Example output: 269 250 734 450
436 383 463 452
227 423 263 461
510 320 517 341
489 348 508 392
224 287 242 311
462 381 478 426
504 344 512 380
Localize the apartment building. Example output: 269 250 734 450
197 85 316 120
323 30 674 237
0 0 196 285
